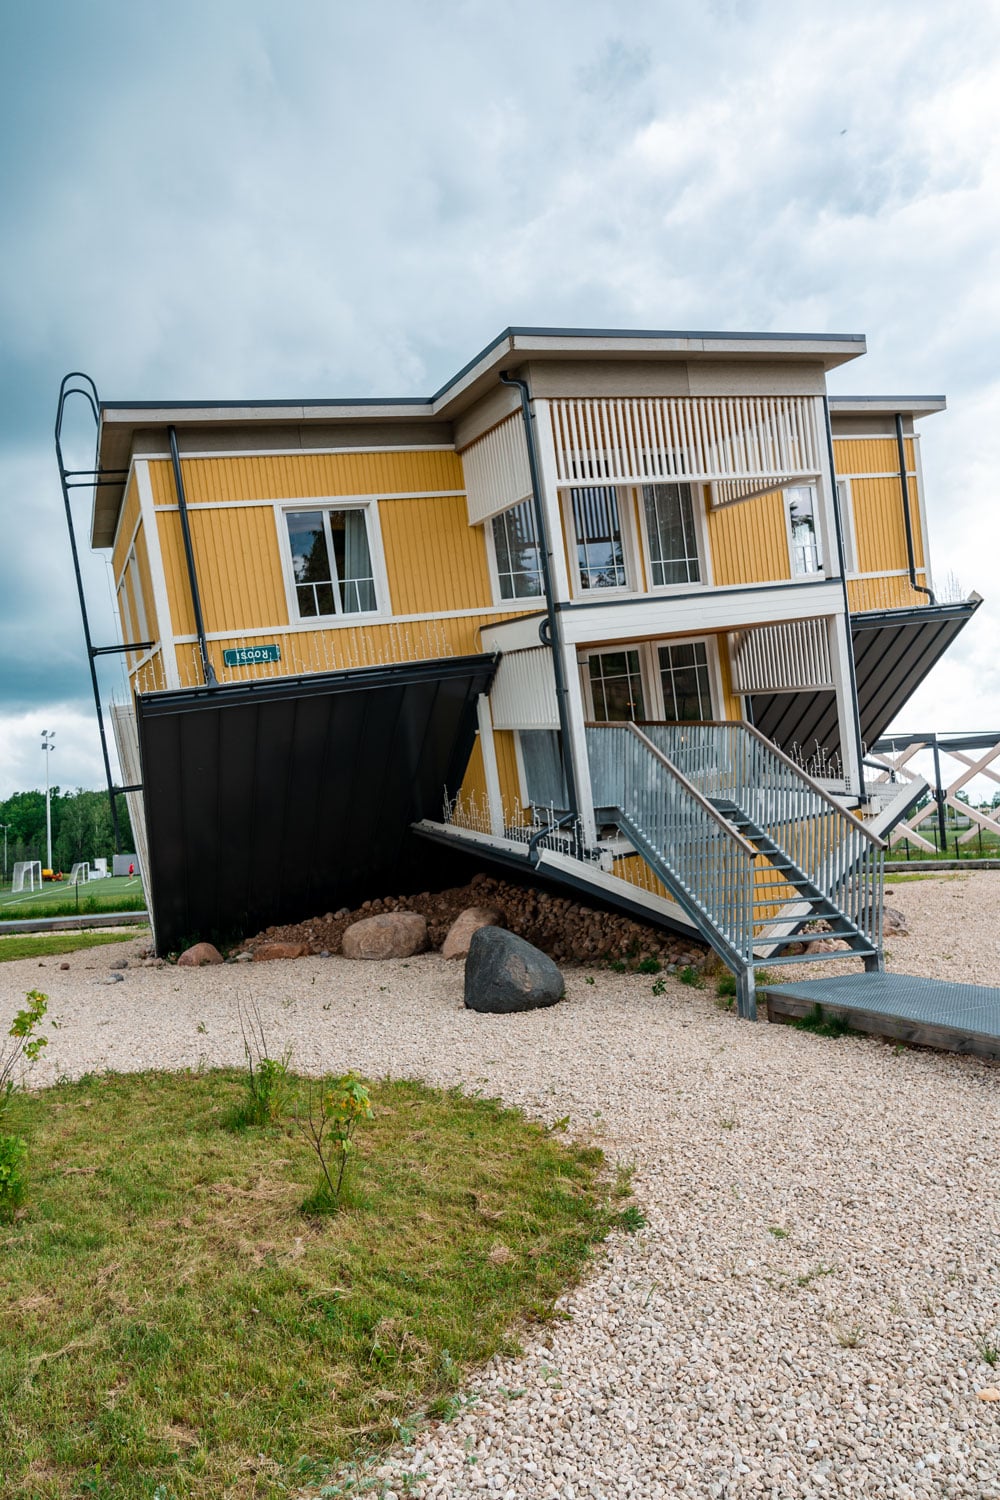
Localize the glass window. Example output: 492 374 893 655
492 501 543 599
588 650 646 721
572 486 627 591
642 483 701 586
657 641 713 722
285 508 376 618
786 485 822 576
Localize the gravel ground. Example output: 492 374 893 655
3 873 999 1498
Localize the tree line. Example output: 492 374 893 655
0 788 134 878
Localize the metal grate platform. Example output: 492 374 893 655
760 972 1000 1061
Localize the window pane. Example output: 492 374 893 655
588 650 645 721
658 642 711 722
643 484 700 587
332 510 376 613
572 487 627 590
287 511 335 616
492 502 542 599
787 486 822 575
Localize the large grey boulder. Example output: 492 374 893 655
464 927 564 1013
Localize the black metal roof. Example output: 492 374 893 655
136 654 496 953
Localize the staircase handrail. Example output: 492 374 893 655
738 722 886 848
624 723 758 858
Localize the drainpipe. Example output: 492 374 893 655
822 396 868 802
168 425 218 686
895 414 935 604
499 372 581 833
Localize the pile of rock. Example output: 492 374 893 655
238 872 709 971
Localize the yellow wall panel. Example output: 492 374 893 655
381 495 492 614
707 489 792 586
133 526 159 645
847 575 930 612
156 506 289 636
147 450 463 507
849 476 924 575
833 437 915 476
112 472 141 581
457 737 488 809
171 611 511 690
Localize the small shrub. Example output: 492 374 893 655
297 1072 374 1213
679 966 704 989
230 995 290 1128
0 989 49 1118
716 973 737 998
635 957 661 975
0 1133 27 1221
650 977 667 997
617 1204 647 1234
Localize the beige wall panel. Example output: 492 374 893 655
850 475 924 574
112 473 141 579
148 450 464 506
706 488 791 586
381 494 493 614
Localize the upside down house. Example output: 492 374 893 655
58 327 980 1014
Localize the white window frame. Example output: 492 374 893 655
835 477 860 575
634 481 713 593
783 483 826 579
562 484 636 597
578 635 723 724
275 497 390 624
485 500 545 606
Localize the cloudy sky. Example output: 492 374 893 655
1 0 999 797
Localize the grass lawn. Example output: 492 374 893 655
0 876 147 921
0 930 146 963
0 1069 627 1499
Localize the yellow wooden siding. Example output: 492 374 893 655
457 737 488 809
846 575 931 612
706 488 792 586
380 495 492 614
171 611 511 690
611 854 673 902
112 473 141 581
849 476 924 575
832 437 915 477
133 525 159 647
494 730 526 822
156 506 288 637
133 651 167 696
147 450 463 507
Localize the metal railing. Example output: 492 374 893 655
587 720 885 963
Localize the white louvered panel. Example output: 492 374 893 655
549 396 819 494
489 647 559 729
461 415 532 525
729 619 833 694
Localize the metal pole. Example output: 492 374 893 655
41 732 54 870
931 736 947 851
168 425 218 687
0 823 7 880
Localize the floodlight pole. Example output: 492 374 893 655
0 823 7 881
41 731 55 870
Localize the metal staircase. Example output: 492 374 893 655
586 721 886 1019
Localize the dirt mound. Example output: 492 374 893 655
239 872 710 971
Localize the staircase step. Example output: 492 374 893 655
752 950 877 966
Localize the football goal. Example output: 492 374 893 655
68 863 91 886
12 861 42 892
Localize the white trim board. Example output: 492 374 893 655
152 489 468 512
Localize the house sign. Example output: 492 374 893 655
223 644 281 666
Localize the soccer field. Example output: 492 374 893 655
0 875 147 917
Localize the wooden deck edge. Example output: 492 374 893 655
762 992 1000 1062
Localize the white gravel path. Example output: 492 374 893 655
3 872 999 1498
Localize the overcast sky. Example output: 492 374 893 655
1 0 999 798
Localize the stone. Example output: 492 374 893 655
342 912 428 960
59 962 70 971
442 906 504 960
252 942 310 961
464 927 564 1014
176 941 224 967
883 904 909 935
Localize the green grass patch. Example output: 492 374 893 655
0 877 147 921
791 1004 854 1039
0 931 143 964
0 1069 625 1498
